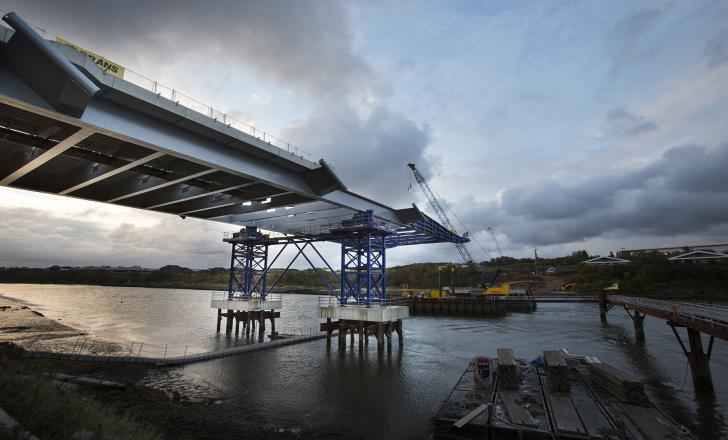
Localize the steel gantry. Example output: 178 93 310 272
223 211 403 305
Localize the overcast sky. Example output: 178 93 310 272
1 1 727 269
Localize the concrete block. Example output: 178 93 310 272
318 305 409 322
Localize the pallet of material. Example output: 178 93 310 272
497 348 519 390
589 363 648 406
544 350 570 393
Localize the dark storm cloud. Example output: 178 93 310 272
460 143 728 247
704 27 728 68
0 207 228 268
283 102 431 206
604 108 658 137
1 0 381 98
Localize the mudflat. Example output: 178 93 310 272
0 295 121 354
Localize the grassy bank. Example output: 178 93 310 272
0 347 160 439
0 344 329 440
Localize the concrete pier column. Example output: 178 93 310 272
270 310 276 339
687 328 714 393
225 309 233 333
633 311 645 342
396 319 403 346
349 324 355 347
364 327 369 346
358 321 364 351
377 323 384 352
216 309 222 333
245 313 251 339
338 322 346 349
386 323 392 350
235 312 240 337
598 292 608 322
258 312 265 342
326 318 332 347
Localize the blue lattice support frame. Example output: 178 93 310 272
339 234 387 305
227 226 269 299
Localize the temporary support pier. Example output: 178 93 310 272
211 210 465 352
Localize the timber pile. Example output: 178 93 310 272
543 350 570 393
588 363 648 406
497 348 519 389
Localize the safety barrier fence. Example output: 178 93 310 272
27 325 327 366
318 295 411 307
610 295 728 340
211 291 283 303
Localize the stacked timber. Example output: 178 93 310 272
588 363 648 406
543 350 570 393
497 348 519 389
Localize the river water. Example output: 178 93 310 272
1 284 726 439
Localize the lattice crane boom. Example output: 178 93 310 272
407 163 486 287
487 227 504 258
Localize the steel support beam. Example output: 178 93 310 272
107 168 216 202
146 182 255 209
192 192 307 220
175 190 291 216
60 151 165 195
0 128 93 185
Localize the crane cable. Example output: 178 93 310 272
417 174 493 261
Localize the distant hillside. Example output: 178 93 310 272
1 250 726 299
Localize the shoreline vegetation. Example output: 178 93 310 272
0 297 327 440
2 249 728 299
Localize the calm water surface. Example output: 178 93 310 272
2 284 726 439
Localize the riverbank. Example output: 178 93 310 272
0 296 330 439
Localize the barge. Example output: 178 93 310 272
432 349 693 440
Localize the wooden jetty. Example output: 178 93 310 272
431 349 694 440
602 295 728 393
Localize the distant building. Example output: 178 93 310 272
668 251 728 264
544 266 557 274
582 256 630 265
618 243 728 258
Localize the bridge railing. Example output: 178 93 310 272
318 295 410 308
120 69 314 163
67 325 323 359
610 295 728 327
211 291 283 303
29 23 316 164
